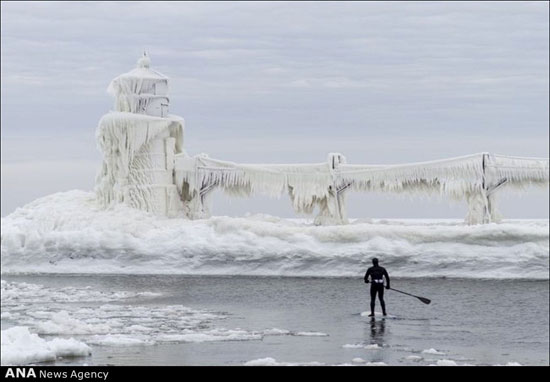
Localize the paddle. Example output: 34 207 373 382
389 287 431 305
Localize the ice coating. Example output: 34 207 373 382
175 155 345 222
96 53 185 217
175 152 548 225
95 112 184 217
94 55 548 225
107 52 169 117
1 191 548 278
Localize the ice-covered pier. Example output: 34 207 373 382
95 54 549 225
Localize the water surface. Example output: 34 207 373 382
1 274 548 366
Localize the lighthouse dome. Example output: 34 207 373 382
107 52 170 117
137 52 152 68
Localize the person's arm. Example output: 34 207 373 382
384 269 391 289
364 268 371 283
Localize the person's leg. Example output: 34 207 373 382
369 286 377 316
378 285 386 315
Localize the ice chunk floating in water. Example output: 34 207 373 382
342 343 381 350
0 280 329 365
243 357 325 366
1 191 548 279
1 326 91 366
422 348 446 355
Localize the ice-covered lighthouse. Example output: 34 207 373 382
95 53 185 217
95 53 549 225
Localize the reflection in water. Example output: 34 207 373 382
369 317 386 347
362 317 389 364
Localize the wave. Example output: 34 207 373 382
1 190 548 279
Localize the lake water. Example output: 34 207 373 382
2 274 548 366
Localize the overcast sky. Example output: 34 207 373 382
1 1 548 218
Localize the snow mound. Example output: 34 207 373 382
1 327 91 366
2 191 548 279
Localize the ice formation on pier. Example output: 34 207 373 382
95 54 549 225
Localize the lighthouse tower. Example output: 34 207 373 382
95 53 185 217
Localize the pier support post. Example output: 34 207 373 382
465 153 507 224
175 154 218 219
314 153 349 225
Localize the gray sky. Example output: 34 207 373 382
1 1 549 218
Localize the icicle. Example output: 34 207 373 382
95 112 184 216
171 151 548 224
485 154 549 191
339 153 485 199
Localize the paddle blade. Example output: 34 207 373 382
418 297 431 305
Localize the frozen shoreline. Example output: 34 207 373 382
1 190 548 279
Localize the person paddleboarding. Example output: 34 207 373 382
364 257 390 317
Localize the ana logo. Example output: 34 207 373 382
5 368 36 378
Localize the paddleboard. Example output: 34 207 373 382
360 311 398 319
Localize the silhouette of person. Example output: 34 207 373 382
364 258 390 317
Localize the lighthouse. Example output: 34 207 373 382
95 53 185 217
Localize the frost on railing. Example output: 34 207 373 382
172 152 549 225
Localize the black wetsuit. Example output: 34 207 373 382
364 265 390 315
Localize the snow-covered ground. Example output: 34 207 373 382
1 190 548 279
2 190 549 278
